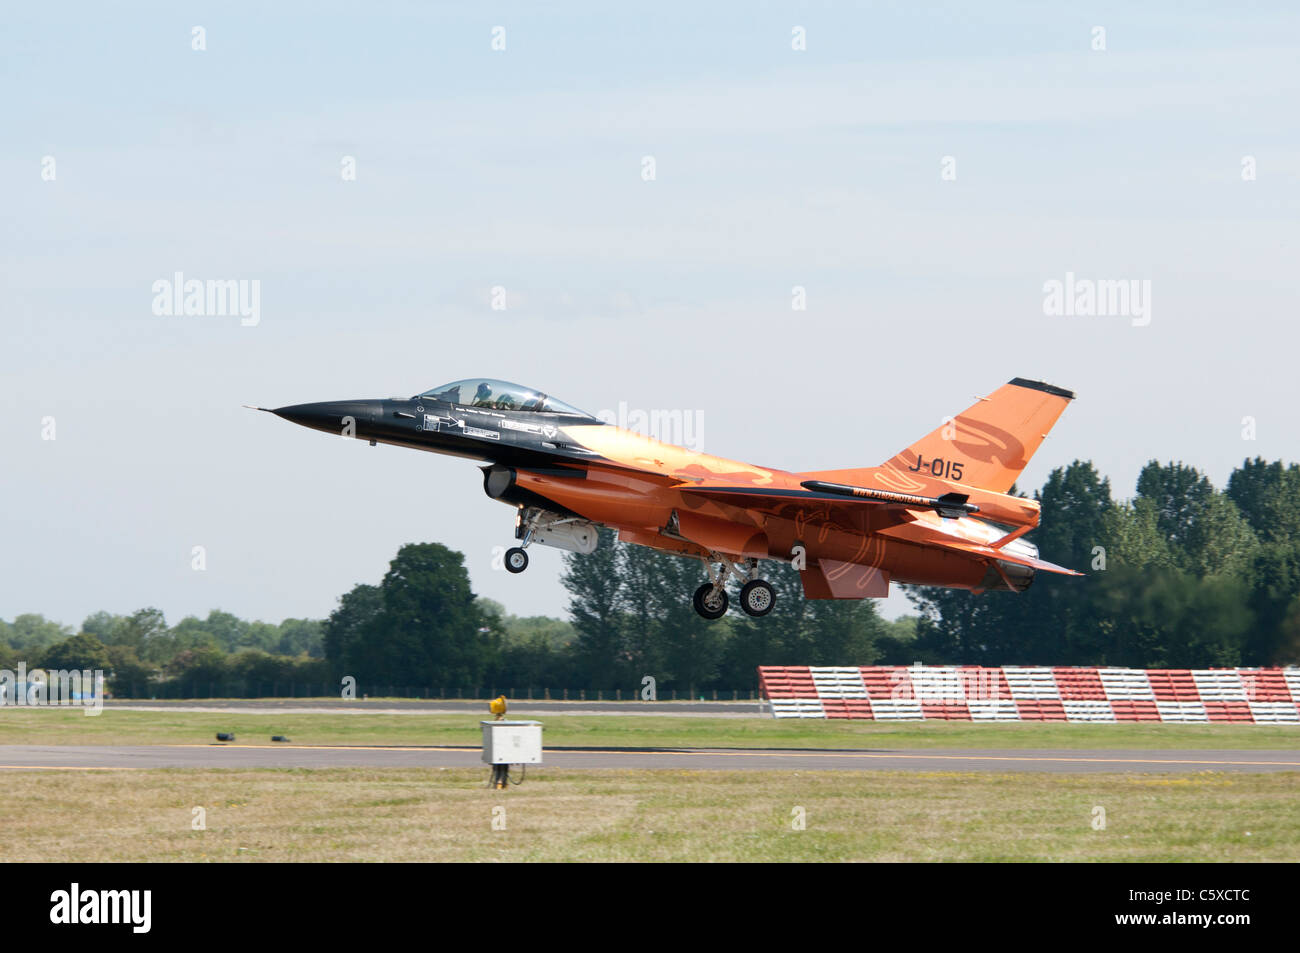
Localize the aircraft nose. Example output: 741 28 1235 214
271 400 379 435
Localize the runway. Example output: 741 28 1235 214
1 744 1297 773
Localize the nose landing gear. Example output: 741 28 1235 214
691 554 776 619
504 509 537 574
502 506 602 574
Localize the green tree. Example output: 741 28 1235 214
39 634 111 671
1242 542 1300 664
1135 460 1214 554
802 598 886 665
168 616 220 656
1094 567 1252 667
324 583 382 681
200 610 250 652
1182 491 1259 577
1227 458 1300 545
164 646 229 689
242 621 281 653
480 598 577 689
3 614 74 654
502 615 575 650
1101 498 1175 571
114 608 170 661
106 646 156 697
80 611 126 644
1275 595 1300 665
373 543 494 691
277 618 325 657
323 543 495 694
492 635 573 692
562 528 627 688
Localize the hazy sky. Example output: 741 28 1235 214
4 2 1298 631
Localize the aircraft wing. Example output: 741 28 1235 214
679 484 1080 576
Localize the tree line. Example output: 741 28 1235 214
0 611 326 698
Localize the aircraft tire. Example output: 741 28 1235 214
505 547 529 573
692 583 729 620
739 580 775 617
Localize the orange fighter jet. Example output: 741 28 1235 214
257 376 1081 619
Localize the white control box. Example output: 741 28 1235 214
481 720 543 765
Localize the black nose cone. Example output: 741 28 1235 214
272 400 379 435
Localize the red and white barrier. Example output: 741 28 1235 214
757 665 1300 723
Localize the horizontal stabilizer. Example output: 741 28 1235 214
922 536 1083 576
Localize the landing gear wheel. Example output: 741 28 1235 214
692 583 729 620
739 579 775 617
504 547 529 574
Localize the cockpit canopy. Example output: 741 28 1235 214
418 379 592 417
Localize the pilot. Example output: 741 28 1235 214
473 382 494 407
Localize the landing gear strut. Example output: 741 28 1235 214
504 507 542 574
691 554 776 619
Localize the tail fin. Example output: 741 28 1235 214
883 378 1074 493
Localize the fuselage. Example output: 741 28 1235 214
269 385 1039 594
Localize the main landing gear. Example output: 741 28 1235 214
692 583 729 619
692 555 776 620
739 578 775 616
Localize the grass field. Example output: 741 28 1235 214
2 707 1299 749
4 708 1296 862
0 766 1296 861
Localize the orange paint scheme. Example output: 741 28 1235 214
264 375 1082 616
518 377 1081 600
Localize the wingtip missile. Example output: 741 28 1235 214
800 480 980 517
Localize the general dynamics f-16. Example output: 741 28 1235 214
253 377 1081 619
